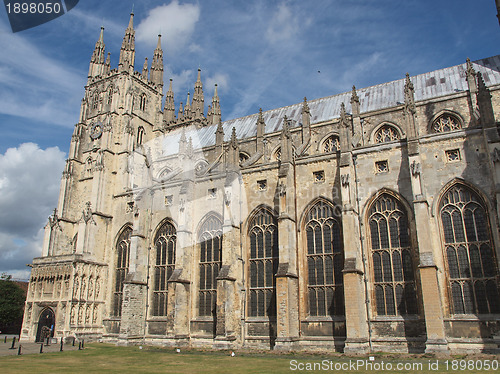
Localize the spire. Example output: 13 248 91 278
192 68 204 118
256 108 266 153
477 71 495 126
150 34 164 91
142 58 148 80
301 97 311 143
280 116 292 163
104 52 111 75
257 108 266 138
466 58 477 94
163 79 176 125
88 27 106 79
227 127 239 167
211 84 221 125
339 102 352 152
216 121 224 153
187 137 194 158
350 85 360 116
404 73 416 115
179 128 187 155
184 92 192 119
118 13 136 73
339 102 349 128
178 102 184 121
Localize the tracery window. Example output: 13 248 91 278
440 184 500 314
198 215 223 317
368 194 418 315
323 135 340 153
239 152 249 164
92 94 99 110
248 208 278 317
152 220 176 316
305 200 344 316
374 125 400 144
432 114 462 133
274 148 281 161
113 226 132 316
107 88 113 105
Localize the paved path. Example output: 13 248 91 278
0 335 82 357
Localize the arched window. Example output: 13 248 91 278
432 114 462 133
85 157 93 177
92 93 99 110
439 184 500 314
304 199 344 316
107 88 113 105
152 220 176 316
140 94 147 111
198 214 222 317
322 135 340 153
248 207 278 317
137 126 145 146
274 148 281 161
113 226 132 316
368 194 418 315
374 124 400 144
239 152 249 164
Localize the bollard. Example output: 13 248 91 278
17 345 21 355
40 343 43 354
4 336 6 343
72 337 75 346
60 338 63 352
78 341 81 350
9 336 16 349
82 339 84 349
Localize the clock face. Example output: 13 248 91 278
90 122 103 140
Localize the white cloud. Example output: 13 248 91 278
136 1 200 51
265 2 307 45
0 143 66 279
0 20 84 127
206 73 229 93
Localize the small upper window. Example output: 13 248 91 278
239 152 249 164
323 135 340 153
137 126 145 146
374 125 400 144
274 148 281 161
139 94 147 111
432 114 462 133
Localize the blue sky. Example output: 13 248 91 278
0 0 499 279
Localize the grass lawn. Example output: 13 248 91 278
0 343 498 373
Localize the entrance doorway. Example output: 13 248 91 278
35 308 55 342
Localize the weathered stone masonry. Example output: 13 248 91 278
21 13 500 354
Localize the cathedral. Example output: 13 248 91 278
20 11 500 354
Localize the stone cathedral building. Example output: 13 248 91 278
20 12 500 353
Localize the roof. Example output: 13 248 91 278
165 56 500 153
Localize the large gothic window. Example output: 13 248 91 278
432 114 462 133
198 215 223 317
374 125 400 144
248 208 278 317
368 194 418 315
440 184 500 314
305 199 344 316
152 220 176 316
113 226 132 316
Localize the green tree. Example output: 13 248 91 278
0 273 26 329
